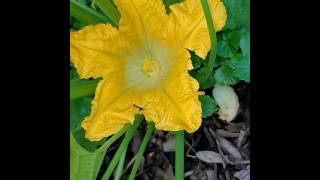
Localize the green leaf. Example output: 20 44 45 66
214 62 239 85
222 0 249 30
70 78 100 100
222 0 241 30
93 0 120 27
232 54 250 82
71 16 86 30
70 96 92 131
70 126 128 180
197 68 216 90
190 51 202 69
70 65 79 80
239 0 250 29
199 95 217 118
70 0 108 26
217 30 240 58
239 27 250 58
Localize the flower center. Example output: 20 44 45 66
142 59 161 77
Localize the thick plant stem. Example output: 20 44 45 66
101 115 144 180
114 147 127 180
199 0 217 83
129 122 155 180
175 130 185 180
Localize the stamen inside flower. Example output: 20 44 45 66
142 59 161 77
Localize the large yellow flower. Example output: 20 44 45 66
71 0 227 141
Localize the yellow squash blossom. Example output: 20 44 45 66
71 0 227 141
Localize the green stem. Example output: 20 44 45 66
101 115 144 180
114 147 127 180
70 78 100 100
70 0 108 25
175 130 184 180
93 0 120 27
129 122 155 180
199 0 217 83
96 126 129 153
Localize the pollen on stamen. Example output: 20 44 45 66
141 58 161 77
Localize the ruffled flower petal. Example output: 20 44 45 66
169 0 227 59
70 24 131 79
81 73 140 141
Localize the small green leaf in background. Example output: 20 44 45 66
214 62 239 85
199 95 217 118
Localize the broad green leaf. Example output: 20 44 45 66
239 0 250 29
70 78 100 100
222 0 249 30
192 67 216 90
214 62 239 85
222 0 241 30
75 0 90 6
71 16 86 30
70 0 108 26
232 55 250 82
217 30 240 58
199 95 217 118
93 0 120 27
70 127 127 180
240 27 250 59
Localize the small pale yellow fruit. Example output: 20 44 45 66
212 84 239 122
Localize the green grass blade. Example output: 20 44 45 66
129 122 155 180
93 0 120 26
175 130 184 180
70 78 100 100
70 0 108 25
114 147 127 180
70 126 128 180
102 115 144 180
199 0 217 83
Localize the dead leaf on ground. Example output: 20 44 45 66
195 150 224 164
216 129 240 138
209 128 243 161
234 165 250 180
162 137 176 152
